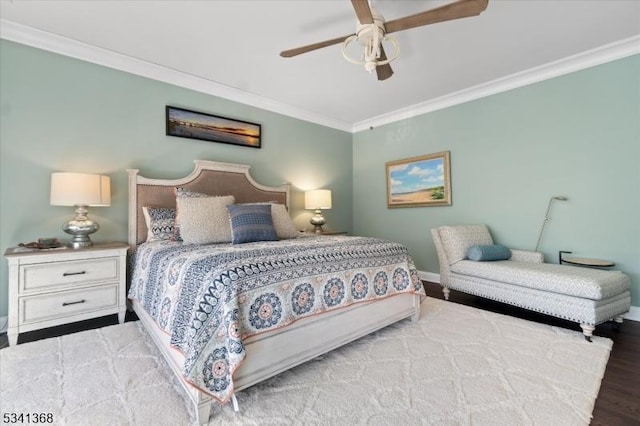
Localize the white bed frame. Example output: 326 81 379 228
127 160 421 425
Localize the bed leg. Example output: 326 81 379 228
196 399 212 425
613 315 624 330
442 287 450 301
580 324 595 342
231 393 240 412
411 295 420 323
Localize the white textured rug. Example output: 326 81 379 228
1 298 612 426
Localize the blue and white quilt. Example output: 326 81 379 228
129 235 424 403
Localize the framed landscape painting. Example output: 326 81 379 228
386 151 451 208
166 106 261 148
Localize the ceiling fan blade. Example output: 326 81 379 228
385 0 489 34
376 47 394 81
280 35 353 57
351 0 374 24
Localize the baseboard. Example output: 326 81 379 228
418 270 440 284
0 316 7 334
626 306 640 322
417 270 639 323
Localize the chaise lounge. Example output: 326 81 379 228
431 224 631 341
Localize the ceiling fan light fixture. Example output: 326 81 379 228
341 31 399 73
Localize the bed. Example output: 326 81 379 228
127 160 424 424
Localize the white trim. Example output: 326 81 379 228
0 19 352 133
419 270 639 323
2 20 638 134
353 35 640 132
626 306 640 323
418 270 440 284
0 316 7 334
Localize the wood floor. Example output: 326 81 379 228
1 282 639 425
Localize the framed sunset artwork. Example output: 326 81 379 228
166 106 261 148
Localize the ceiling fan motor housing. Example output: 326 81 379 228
343 8 399 72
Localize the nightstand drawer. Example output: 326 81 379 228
20 284 118 324
20 257 119 292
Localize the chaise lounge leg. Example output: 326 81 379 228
580 324 595 342
442 287 450 301
612 315 624 330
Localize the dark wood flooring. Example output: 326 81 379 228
1 283 638 425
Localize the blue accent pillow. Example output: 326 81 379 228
226 204 278 244
466 244 512 261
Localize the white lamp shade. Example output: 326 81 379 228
50 172 111 206
305 189 332 210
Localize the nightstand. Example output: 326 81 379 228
4 242 128 346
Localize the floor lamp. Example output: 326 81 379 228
534 196 568 252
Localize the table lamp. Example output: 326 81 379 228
50 172 111 248
305 189 332 233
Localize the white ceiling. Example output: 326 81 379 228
1 1 639 131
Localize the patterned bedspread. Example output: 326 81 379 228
129 235 424 403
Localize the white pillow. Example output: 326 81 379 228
438 225 493 265
241 203 298 239
176 195 235 244
270 204 299 239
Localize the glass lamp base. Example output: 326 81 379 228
310 209 326 234
67 236 94 249
62 206 99 249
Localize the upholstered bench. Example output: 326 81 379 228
431 225 632 341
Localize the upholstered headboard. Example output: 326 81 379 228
127 160 290 248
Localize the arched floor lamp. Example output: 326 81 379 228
535 196 568 252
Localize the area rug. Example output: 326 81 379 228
1 297 612 425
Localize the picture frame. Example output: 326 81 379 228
166 106 261 148
385 151 451 208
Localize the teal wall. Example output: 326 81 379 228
0 40 353 317
1 39 638 317
353 55 640 306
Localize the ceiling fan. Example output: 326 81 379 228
280 0 489 81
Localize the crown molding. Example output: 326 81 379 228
1 19 637 135
0 19 353 133
352 35 640 133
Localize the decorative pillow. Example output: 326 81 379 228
175 187 208 198
466 244 512 261
142 207 177 242
176 195 235 244
226 204 278 244
270 204 299 239
241 202 298 239
174 187 210 240
438 225 494 265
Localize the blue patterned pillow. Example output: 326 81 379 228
175 187 208 198
142 207 177 241
226 204 277 244
466 244 512 261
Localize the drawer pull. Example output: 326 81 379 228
62 299 86 306
63 271 87 277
